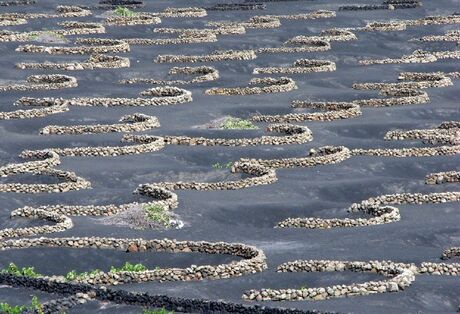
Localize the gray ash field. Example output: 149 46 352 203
0 0 459 313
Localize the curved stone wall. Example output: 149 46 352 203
119 66 219 85
16 55 130 70
243 260 417 301
0 74 77 91
251 102 362 122
155 49 257 63
40 113 160 135
153 26 247 35
124 123 313 147
16 38 130 54
17 86 192 107
0 22 105 42
257 28 356 54
205 77 297 95
278 169 459 229
136 146 349 195
0 103 69 120
253 59 336 74
360 49 460 65
0 237 267 285
0 185 177 238
0 151 91 193
19 136 166 158
105 15 161 26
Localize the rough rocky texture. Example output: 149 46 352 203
0 74 77 91
124 123 313 147
155 49 257 63
243 260 417 301
16 38 130 55
16 54 130 70
0 22 105 42
205 77 297 95
277 170 459 228
40 113 159 135
16 86 193 107
253 59 336 74
0 185 177 238
0 237 267 285
251 102 362 122
0 151 91 193
125 32 217 46
257 28 356 54
359 49 460 65
120 66 219 85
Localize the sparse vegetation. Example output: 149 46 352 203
65 262 148 281
0 296 43 314
144 204 171 227
221 117 258 130
65 269 103 281
113 6 137 17
212 161 233 170
143 308 174 314
0 263 41 278
110 262 147 273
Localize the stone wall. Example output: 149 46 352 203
0 237 267 285
277 170 459 228
0 74 77 91
16 38 130 54
16 55 130 70
119 66 219 85
205 77 297 95
0 151 91 193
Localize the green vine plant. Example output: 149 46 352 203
143 204 172 227
221 117 258 130
113 6 138 17
65 269 103 281
65 262 151 281
0 296 43 314
0 263 41 278
212 161 233 170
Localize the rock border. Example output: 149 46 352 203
16 38 130 55
16 54 130 70
120 66 219 85
0 237 267 285
205 77 297 95
278 169 459 229
243 260 417 301
0 74 77 92
155 49 257 63
253 59 336 74
40 113 160 135
0 151 91 193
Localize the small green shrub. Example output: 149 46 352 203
221 118 257 130
212 161 233 170
110 262 147 273
0 296 43 314
65 269 102 281
30 296 43 314
143 308 174 314
144 204 171 227
113 6 137 17
0 263 41 278
0 303 26 314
